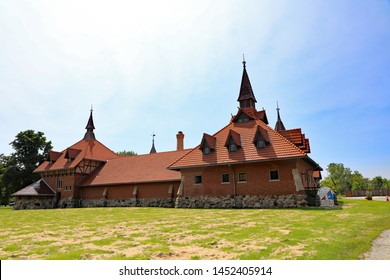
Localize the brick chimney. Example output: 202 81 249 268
176 131 184 151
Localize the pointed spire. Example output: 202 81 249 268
237 57 257 109
274 102 286 131
149 132 157 154
83 106 96 140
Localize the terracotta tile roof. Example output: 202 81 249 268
80 149 190 186
169 119 310 169
34 139 119 173
12 179 55 197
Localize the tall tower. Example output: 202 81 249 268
237 59 257 109
83 108 96 140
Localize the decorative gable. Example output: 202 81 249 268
232 110 255 123
232 108 269 125
253 126 270 149
224 130 241 152
199 133 216 155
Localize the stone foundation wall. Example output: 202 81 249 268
14 194 308 210
176 194 308 209
80 198 175 208
13 197 55 210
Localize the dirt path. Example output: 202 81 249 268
364 229 390 260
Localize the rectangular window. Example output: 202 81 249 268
56 178 62 189
194 175 202 184
238 172 247 182
269 170 279 181
221 173 230 184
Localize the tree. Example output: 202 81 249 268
324 163 353 194
369 176 384 190
0 130 52 204
117 150 137 156
351 171 369 190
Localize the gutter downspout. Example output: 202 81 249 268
229 164 237 208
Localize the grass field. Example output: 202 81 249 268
0 199 389 260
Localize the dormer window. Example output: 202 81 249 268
225 130 241 152
47 151 61 165
229 143 238 152
199 133 216 156
237 116 250 123
253 126 270 150
65 148 81 162
232 109 254 123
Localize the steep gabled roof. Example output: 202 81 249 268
80 149 190 186
34 139 119 173
169 119 310 169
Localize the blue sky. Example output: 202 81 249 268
0 0 389 179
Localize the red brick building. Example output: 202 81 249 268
13 60 321 209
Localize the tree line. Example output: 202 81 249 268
320 163 390 194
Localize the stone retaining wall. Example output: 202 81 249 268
13 197 55 210
176 194 308 208
77 194 307 209
14 194 308 210
80 198 175 208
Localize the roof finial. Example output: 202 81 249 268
90 104 93 113
150 132 157 154
275 101 286 131
242 53 246 68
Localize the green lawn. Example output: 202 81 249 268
0 199 389 260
